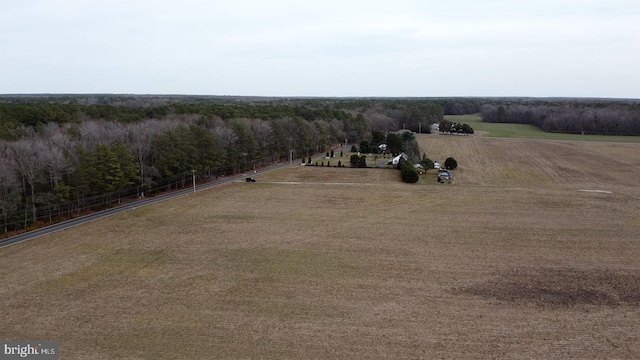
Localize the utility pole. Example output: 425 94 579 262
191 169 196 194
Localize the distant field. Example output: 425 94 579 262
1 136 639 359
446 114 640 142
416 134 640 194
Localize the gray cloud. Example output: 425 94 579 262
1 0 638 97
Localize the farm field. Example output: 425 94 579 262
446 114 640 143
417 133 640 196
1 135 640 359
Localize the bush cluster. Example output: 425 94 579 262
350 154 368 168
401 160 419 183
438 120 474 135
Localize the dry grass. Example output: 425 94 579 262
1 136 640 359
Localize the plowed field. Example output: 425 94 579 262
1 136 639 359
418 134 640 192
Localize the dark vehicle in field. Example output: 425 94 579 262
437 170 453 183
245 177 256 182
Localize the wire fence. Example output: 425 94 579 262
0 155 286 238
1 172 189 237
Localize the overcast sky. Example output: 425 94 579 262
1 0 639 98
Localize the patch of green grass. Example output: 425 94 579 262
211 214 255 222
418 171 438 185
220 248 352 280
217 248 357 320
74 243 111 254
49 248 170 288
311 153 393 168
503 167 525 180
445 114 640 143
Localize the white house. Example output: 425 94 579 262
390 153 409 166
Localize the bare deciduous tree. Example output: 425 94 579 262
39 123 74 189
125 119 175 196
249 119 272 155
366 112 397 133
9 138 46 226
0 150 20 232
213 126 238 150
78 120 127 149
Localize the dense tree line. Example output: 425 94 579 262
0 98 445 138
436 98 484 115
0 97 445 235
481 103 640 136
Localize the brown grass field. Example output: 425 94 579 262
1 134 640 359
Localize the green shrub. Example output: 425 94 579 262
358 155 367 168
421 157 434 170
350 154 360 167
359 140 371 153
444 157 458 170
401 161 419 183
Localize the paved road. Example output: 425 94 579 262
0 159 304 249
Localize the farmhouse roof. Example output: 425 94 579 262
391 152 409 165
